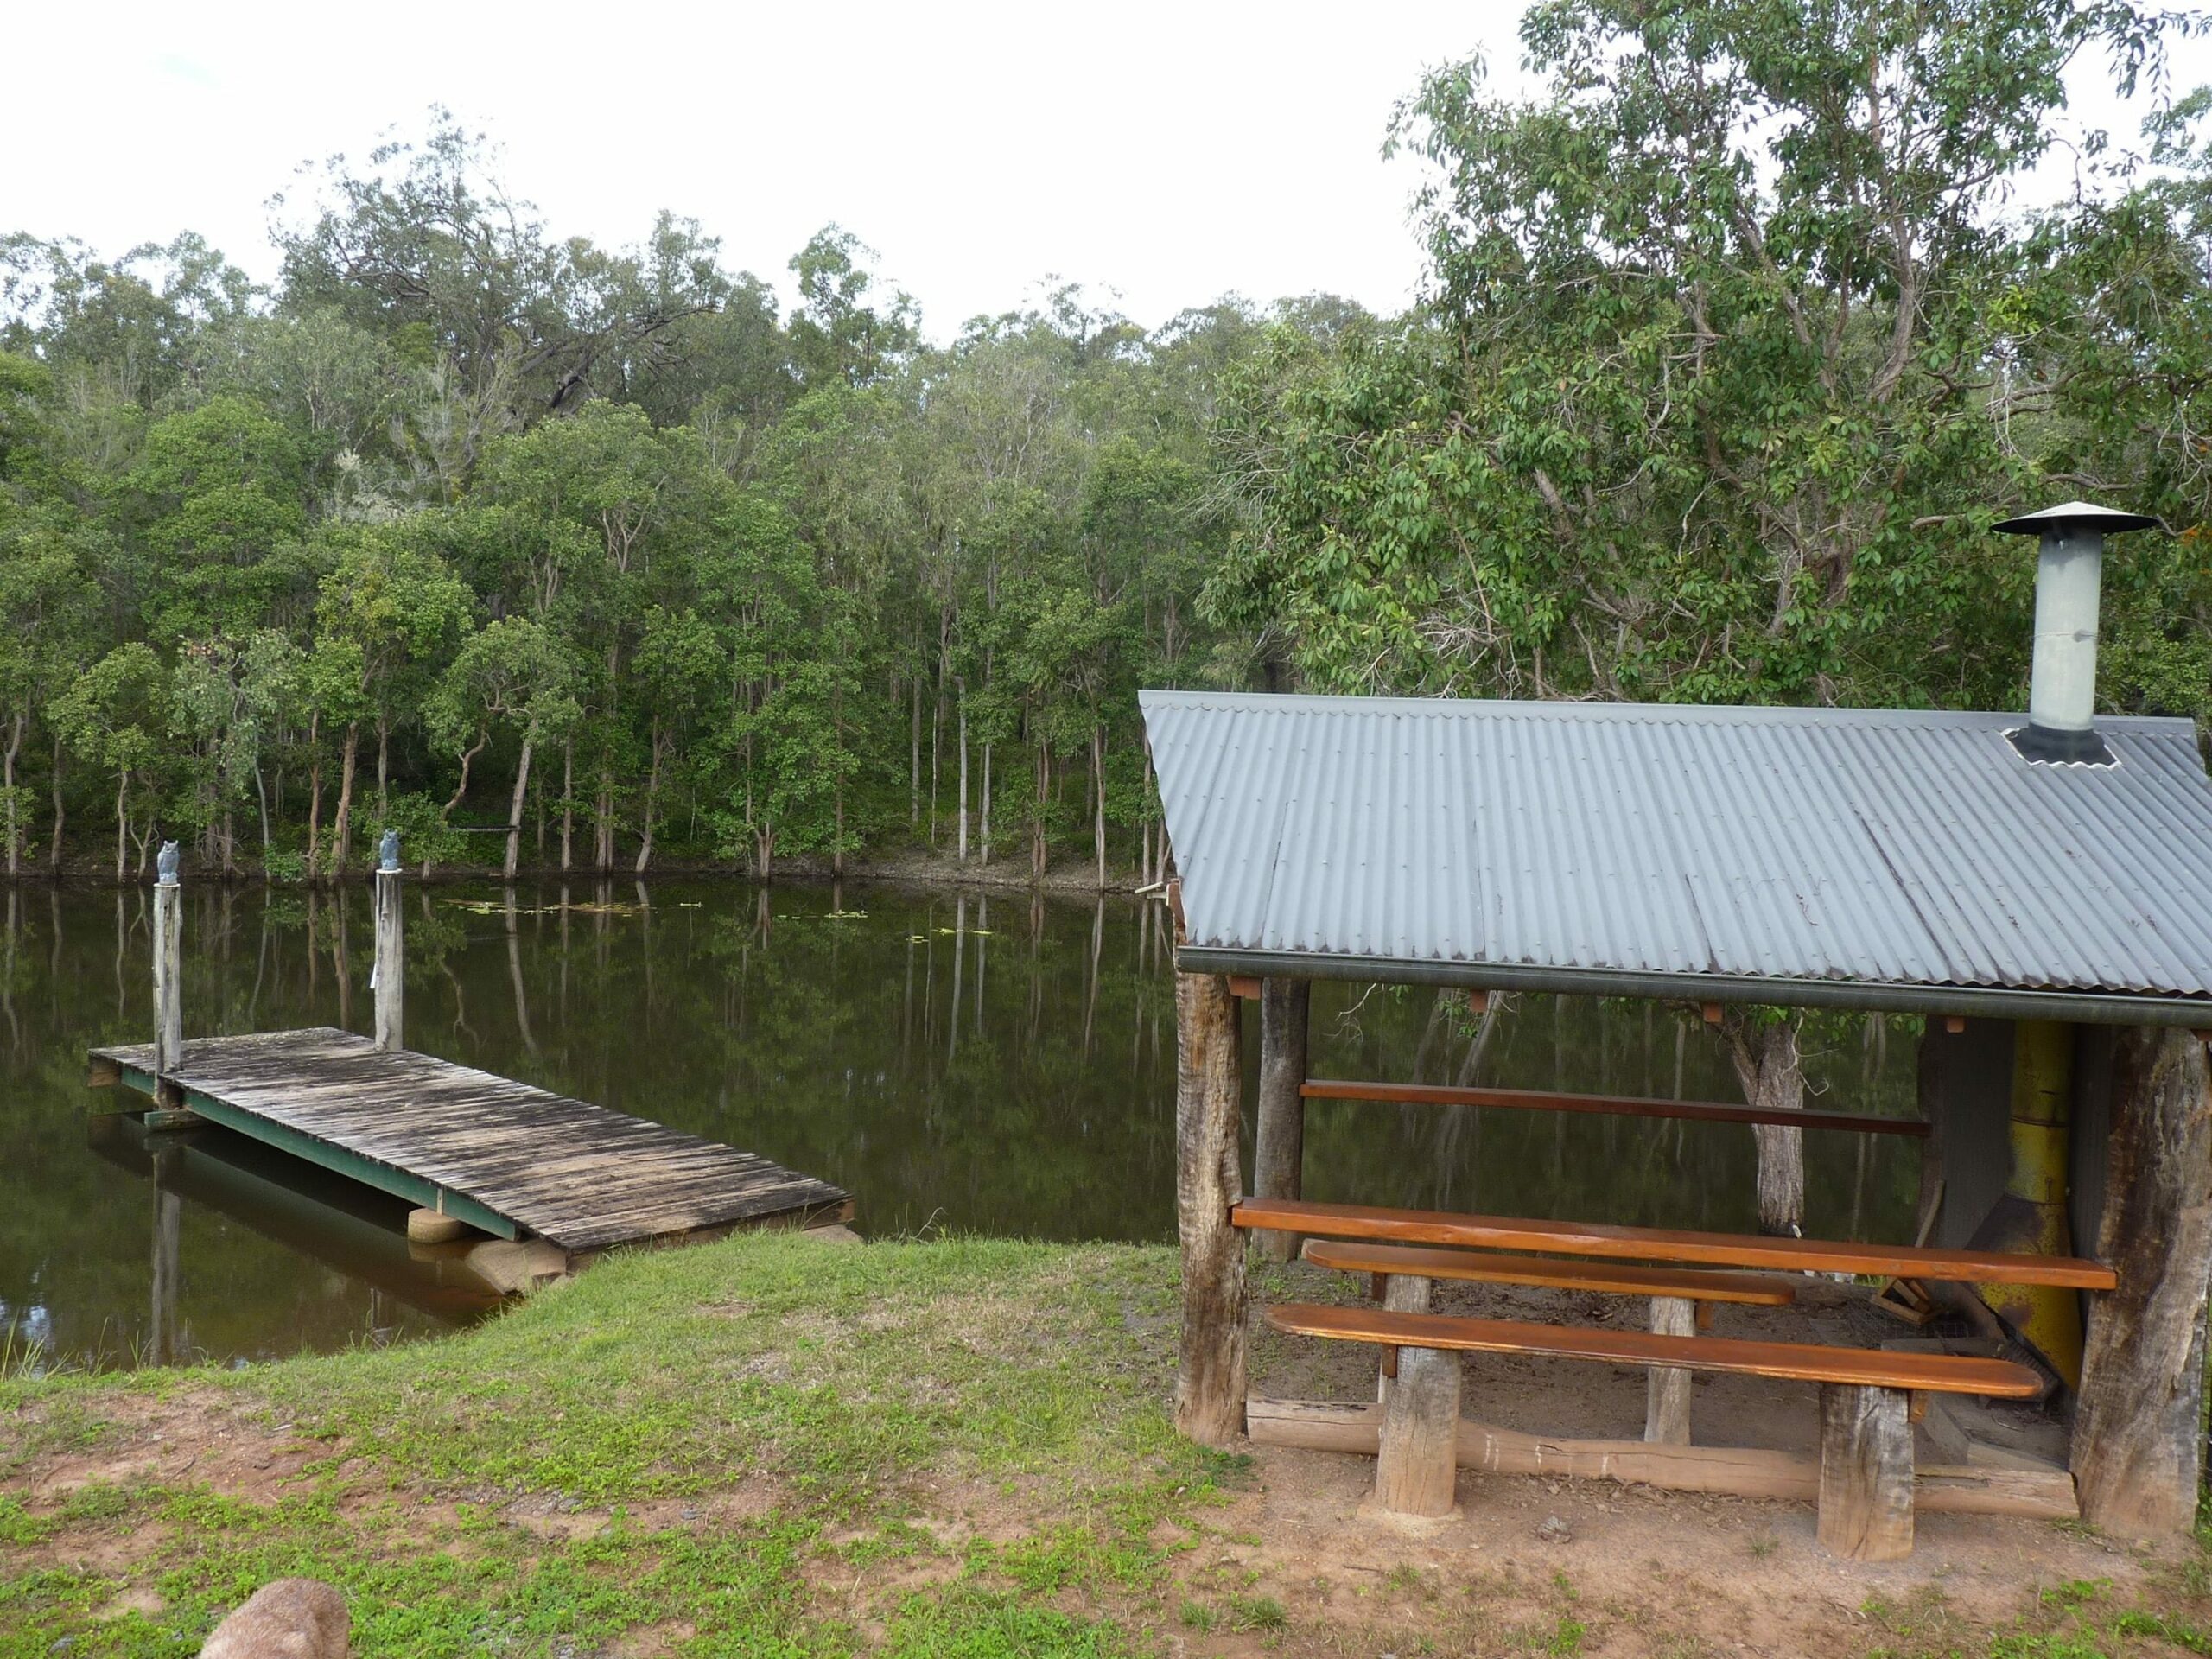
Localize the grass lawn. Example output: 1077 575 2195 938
1 1234 2209 1657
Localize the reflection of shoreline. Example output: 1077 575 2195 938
87 1114 509 1330
5 862 1158 895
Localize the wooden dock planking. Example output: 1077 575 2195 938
88 1027 849 1253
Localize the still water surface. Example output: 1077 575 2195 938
0 879 1922 1370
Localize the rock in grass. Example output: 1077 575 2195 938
200 1578 347 1657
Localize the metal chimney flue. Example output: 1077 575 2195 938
1992 501 2158 766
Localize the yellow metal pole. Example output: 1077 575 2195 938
1977 1020 2083 1387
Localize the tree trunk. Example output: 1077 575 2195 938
957 686 969 861
980 741 992 866
1253 977 1311 1262
48 735 65 875
560 738 574 871
910 670 921 824
2072 1025 2212 1537
1721 1010 1806 1235
306 715 324 882
112 767 128 884
254 763 271 859
1031 737 1049 881
442 731 486 821
635 718 661 874
1091 722 1107 889
331 721 359 878
1175 968 1247 1446
3 709 21 875
505 734 534 880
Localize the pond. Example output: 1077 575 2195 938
0 878 1923 1370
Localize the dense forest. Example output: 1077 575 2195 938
3 0 2210 893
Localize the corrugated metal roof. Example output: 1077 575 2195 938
1141 690 2212 1008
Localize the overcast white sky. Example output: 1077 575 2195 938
5 2 2207 339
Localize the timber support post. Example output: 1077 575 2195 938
2072 1024 2212 1536
1372 1271 1461 1516
151 842 182 1109
1175 967 1247 1446
1252 976 1310 1262
1644 1295 1695 1446
373 831 404 1053
1816 1383 1915 1562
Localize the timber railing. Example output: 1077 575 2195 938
1299 1078 1930 1136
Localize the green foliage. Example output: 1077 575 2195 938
1210 0 2208 721
0 120 1282 884
4 58 2211 887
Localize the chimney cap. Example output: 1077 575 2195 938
1992 500 2161 537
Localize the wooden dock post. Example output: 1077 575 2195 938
373 831 404 1053
151 842 182 1108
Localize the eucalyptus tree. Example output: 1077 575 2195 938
787 226 920 391
0 377 105 874
0 518 101 874
454 402 724 868
697 494 841 879
51 642 174 881
275 115 734 439
128 394 315 647
0 232 252 411
310 524 474 873
424 615 578 877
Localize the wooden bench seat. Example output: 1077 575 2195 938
1301 1240 1795 1311
1301 1238 1796 1445
1266 1302 2039 1560
1267 1304 2040 1396
1237 1197 2116 1288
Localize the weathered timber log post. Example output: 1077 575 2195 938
1252 977 1310 1262
1372 1270 1461 1516
151 842 182 1107
2072 1025 2212 1536
1175 967 1247 1446
1816 1383 1914 1561
1644 1295 1695 1446
372 831 404 1053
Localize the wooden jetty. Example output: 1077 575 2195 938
89 842 849 1270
